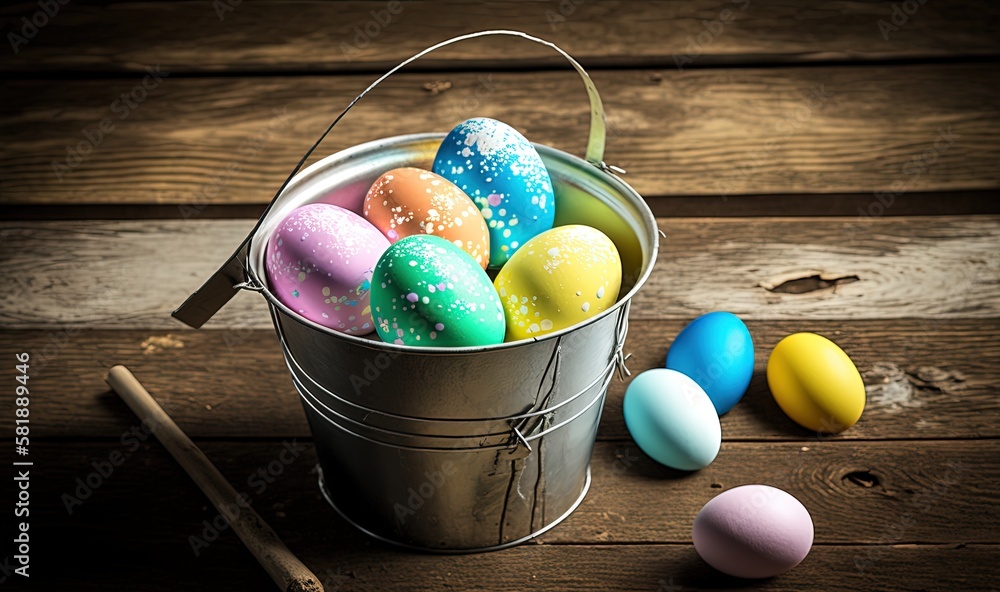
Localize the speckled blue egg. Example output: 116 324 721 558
432 118 554 268
666 312 754 415
623 369 722 471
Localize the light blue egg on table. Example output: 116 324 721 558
432 117 555 268
623 368 722 471
666 311 754 415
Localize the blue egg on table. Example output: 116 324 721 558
666 311 754 415
432 117 555 268
623 369 722 471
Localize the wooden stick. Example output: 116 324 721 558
107 365 323 592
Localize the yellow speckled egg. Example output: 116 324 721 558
495 224 622 341
767 332 866 433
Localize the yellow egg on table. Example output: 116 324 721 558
766 332 866 433
494 224 622 341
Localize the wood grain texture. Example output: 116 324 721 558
1 217 997 329
2 320 997 441
19 524 1000 592
2 0 998 74
637 216 1000 321
4 190 1000 220
2 65 998 206
27 441 998 548
567 441 990 544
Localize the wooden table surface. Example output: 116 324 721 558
2 2 999 590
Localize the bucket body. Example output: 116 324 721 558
243 133 656 551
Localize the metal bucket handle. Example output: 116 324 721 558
172 30 609 328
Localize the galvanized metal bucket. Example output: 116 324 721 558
174 31 659 552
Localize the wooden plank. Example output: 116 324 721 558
645 190 1000 218
561 441 991 544
25 441 997 549
1 65 998 206
606 319 999 441
1 216 997 329
3 190 1000 220
634 216 1000 321
18 503 1000 592
2 1 998 74
3 320 997 441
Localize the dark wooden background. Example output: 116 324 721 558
1 1 998 590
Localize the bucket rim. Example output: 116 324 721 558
248 132 659 356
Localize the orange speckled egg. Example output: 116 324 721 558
363 167 490 269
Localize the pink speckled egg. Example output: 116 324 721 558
265 203 389 335
693 484 814 579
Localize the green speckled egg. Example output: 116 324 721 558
371 234 506 347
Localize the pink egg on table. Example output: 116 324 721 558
692 484 814 579
265 203 389 335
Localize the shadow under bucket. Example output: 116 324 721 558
173 31 658 553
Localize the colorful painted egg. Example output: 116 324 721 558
432 117 555 268
666 312 755 415
693 484 814 578
622 368 722 471
265 203 388 335
362 167 490 268
494 225 621 341
370 234 505 347
767 332 866 433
